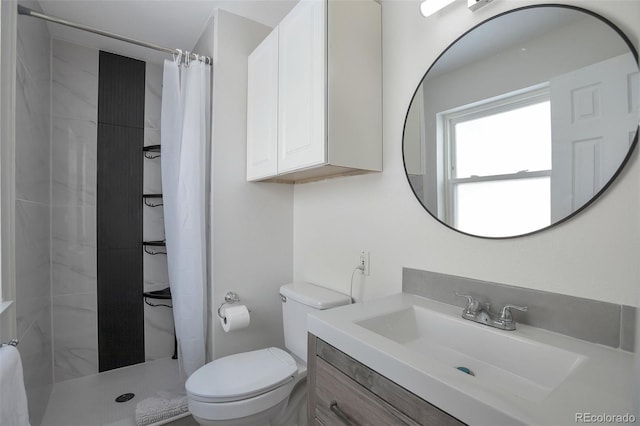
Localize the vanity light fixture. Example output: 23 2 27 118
468 0 494 12
421 0 493 17
420 0 456 17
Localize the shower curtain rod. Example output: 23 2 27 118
17 5 212 64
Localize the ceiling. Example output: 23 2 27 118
426 7 582 79
33 0 298 63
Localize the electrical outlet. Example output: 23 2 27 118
359 251 370 276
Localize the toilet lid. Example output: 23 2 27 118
186 347 297 403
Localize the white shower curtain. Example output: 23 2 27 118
161 57 210 378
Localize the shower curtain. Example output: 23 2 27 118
161 56 210 378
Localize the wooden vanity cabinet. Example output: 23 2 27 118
307 334 465 426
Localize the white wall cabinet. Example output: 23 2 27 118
246 0 382 183
277 0 326 174
246 29 279 181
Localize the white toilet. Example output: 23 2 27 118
186 282 351 426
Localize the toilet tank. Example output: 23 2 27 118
280 282 350 362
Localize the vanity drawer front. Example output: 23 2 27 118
311 336 465 426
315 357 418 425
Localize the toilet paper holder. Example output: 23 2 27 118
0 338 18 347
217 291 241 320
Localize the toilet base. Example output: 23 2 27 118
192 398 287 426
272 379 307 426
191 380 308 426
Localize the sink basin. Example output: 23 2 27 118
309 293 634 425
356 305 585 402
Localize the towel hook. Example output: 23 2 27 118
217 291 240 320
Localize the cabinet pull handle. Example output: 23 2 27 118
330 401 357 426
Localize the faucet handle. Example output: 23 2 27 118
455 292 480 314
499 304 528 322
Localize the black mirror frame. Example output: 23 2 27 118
402 3 639 239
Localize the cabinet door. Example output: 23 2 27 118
278 0 326 173
247 28 279 181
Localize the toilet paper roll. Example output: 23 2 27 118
220 305 250 332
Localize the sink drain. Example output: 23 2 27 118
115 393 135 403
455 366 475 376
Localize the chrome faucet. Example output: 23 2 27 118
455 292 528 331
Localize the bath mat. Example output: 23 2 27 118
135 394 189 426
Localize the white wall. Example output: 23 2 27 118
194 10 294 361
293 0 640 306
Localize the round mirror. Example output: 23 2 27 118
403 5 639 238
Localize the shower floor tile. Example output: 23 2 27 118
41 357 197 426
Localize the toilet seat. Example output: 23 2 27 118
186 347 297 403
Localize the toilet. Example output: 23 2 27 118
186 282 351 426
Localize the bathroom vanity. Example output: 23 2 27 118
307 293 635 425
308 334 463 425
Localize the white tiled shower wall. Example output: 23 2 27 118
15 12 175 420
51 38 99 383
15 2 52 424
50 40 175 380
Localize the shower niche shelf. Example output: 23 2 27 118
143 193 163 207
142 122 172 360
143 287 172 306
143 144 161 159
142 287 178 359
143 240 166 255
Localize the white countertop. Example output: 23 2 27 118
307 293 636 426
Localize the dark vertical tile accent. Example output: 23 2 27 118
98 52 145 128
97 51 145 372
97 248 145 371
97 124 144 249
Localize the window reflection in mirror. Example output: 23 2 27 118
403 5 639 238
444 87 552 236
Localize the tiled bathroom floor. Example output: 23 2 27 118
41 357 197 426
